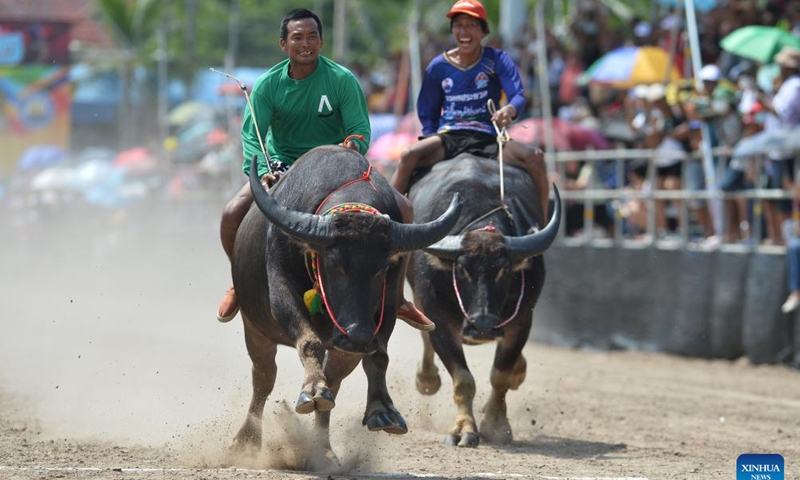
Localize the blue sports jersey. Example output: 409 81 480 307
417 46 526 136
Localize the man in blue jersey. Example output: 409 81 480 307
390 0 549 218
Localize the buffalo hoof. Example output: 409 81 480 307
231 415 262 452
364 410 408 435
295 392 315 414
444 433 481 448
480 417 513 445
443 432 479 448
295 388 335 414
305 448 342 473
313 389 336 412
415 366 441 395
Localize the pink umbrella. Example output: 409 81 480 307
508 118 610 151
206 128 229 145
217 82 248 96
566 124 611 150
113 147 158 175
508 118 572 150
367 132 417 162
396 113 423 136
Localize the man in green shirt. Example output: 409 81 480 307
217 8 433 331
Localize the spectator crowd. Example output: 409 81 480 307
360 0 800 250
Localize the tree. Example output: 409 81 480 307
96 0 162 148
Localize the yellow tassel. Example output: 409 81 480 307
303 289 316 311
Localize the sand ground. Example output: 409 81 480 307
1 195 799 480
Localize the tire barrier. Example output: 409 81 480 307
742 252 792 365
534 244 794 365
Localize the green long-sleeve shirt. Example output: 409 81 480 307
241 56 371 177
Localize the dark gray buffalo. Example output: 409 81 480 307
231 145 461 462
407 153 561 447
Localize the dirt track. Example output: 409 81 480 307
1 197 799 480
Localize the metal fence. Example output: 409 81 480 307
546 145 793 254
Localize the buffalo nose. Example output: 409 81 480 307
332 327 378 355
463 315 504 341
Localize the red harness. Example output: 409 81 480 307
310 165 386 337
450 224 526 329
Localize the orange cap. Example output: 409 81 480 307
446 0 487 21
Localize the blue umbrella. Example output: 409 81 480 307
17 145 68 171
656 0 717 12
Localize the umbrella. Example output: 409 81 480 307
601 121 643 144
217 82 247 96
17 145 68 171
206 128 229 146
366 132 418 161
656 0 716 12
580 46 682 89
30 165 73 191
113 147 158 174
75 146 116 164
720 26 800 64
168 101 215 127
508 118 610 151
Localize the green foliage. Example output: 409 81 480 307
92 0 663 89
97 0 161 53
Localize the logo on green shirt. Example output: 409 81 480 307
318 94 333 117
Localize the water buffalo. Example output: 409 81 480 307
230 145 461 463
406 153 561 447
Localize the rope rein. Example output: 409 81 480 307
314 164 376 213
487 99 511 203
445 103 525 329
458 205 513 234
451 258 526 329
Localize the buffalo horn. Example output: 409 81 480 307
425 185 562 261
505 185 562 261
390 193 462 253
249 157 335 246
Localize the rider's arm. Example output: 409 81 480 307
495 49 527 118
338 72 371 154
417 63 444 136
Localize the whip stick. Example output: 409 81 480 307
210 67 272 174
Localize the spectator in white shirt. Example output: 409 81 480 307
756 46 800 245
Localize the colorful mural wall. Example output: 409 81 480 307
0 21 72 178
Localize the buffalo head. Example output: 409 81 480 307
424 187 561 342
249 157 462 353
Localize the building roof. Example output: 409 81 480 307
0 0 115 50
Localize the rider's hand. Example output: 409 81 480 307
261 173 277 188
341 140 359 151
532 146 544 162
491 105 517 128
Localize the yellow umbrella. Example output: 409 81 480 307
580 46 683 89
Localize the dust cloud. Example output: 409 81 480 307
0 195 460 471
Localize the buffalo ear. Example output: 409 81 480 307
511 257 532 272
424 253 453 271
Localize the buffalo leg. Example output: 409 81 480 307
303 351 362 472
233 314 278 451
428 324 479 447
480 323 530 445
362 345 408 435
415 331 442 395
294 329 336 414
